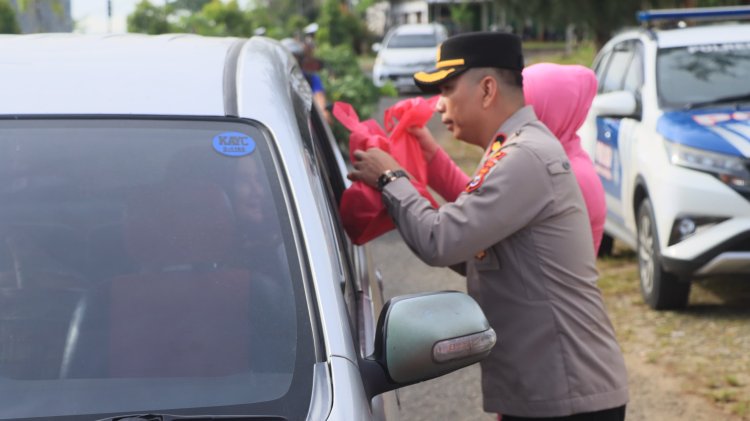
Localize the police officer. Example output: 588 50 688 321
348 32 629 421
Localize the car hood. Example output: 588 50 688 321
656 107 750 157
378 47 437 67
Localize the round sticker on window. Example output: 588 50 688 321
212 132 256 157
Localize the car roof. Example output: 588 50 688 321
0 33 296 117
655 23 750 48
391 23 444 35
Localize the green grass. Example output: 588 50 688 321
523 41 567 51
526 42 596 67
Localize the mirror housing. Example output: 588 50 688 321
592 90 638 118
371 42 382 53
360 291 495 398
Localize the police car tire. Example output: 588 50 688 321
636 198 691 310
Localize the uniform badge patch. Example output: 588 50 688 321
465 133 509 193
466 151 506 193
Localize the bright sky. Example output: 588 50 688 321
72 0 167 33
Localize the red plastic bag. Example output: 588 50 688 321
333 96 440 245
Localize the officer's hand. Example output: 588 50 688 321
348 148 402 189
408 126 440 162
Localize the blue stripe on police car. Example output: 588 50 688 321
657 108 750 157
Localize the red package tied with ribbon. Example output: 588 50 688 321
333 96 440 245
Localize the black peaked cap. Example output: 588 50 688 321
414 32 524 93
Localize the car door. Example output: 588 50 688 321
592 39 645 243
306 107 398 420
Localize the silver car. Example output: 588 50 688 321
0 34 494 420
372 23 448 94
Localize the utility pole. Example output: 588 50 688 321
107 0 112 33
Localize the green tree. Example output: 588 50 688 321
0 0 19 34
316 43 382 143
127 0 171 34
317 0 370 53
200 0 253 36
500 0 749 50
169 0 212 12
450 3 475 34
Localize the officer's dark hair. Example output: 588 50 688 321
470 68 523 92
497 68 523 88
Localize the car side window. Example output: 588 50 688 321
306 109 361 340
623 42 644 94
600 42 634 93
593 50 612 82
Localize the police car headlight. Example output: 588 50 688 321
665 141 750 190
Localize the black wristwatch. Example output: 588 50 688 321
377 169 408 191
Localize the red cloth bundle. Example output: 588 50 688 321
333 96 440 245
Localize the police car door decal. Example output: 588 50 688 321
594 117 625 225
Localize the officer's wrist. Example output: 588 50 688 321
377 169 408 191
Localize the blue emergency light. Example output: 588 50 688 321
638 5 750 24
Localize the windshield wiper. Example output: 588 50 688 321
95 414 284 421
685 92 750 110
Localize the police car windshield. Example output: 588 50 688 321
657 42 750 109
387 33 438 48
0 119 314 420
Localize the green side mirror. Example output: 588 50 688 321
362 291 495 398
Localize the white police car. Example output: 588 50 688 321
580 6 750 310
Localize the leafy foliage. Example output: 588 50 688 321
500 0 749 49
316 0 371 53
127 0 171 34
317 43 382 142
0 0 19 34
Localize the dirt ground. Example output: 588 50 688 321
598 246 750 421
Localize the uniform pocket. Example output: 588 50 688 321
509 230 550 302
546 158 572 175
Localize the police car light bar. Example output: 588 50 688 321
638 5 750 24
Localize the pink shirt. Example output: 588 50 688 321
425 63 605 252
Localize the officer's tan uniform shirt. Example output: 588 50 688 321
382 106 628 417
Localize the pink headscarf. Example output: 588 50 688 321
522 63 606 253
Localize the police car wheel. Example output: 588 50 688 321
636 198 691 310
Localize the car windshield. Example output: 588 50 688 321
0 119 314 420
657 42 750 108
387 33 437 48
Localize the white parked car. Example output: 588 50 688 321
580 6 750 310
372 23 448 93
0 33 495 420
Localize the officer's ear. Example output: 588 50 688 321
480 74 498 109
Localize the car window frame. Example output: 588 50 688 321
306 107 382 360
598 40 635 94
